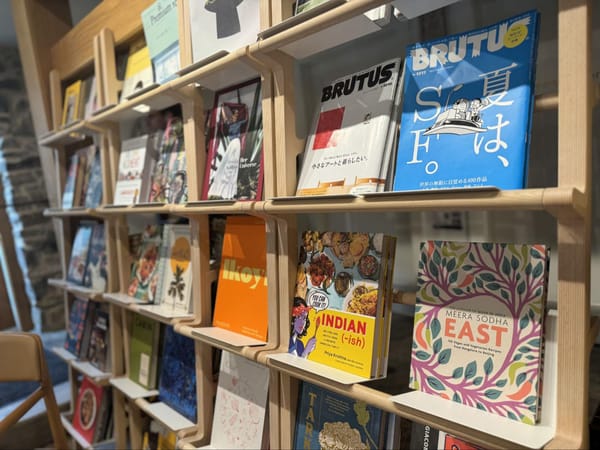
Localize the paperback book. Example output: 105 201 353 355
129 313 162 390
75 145 98 208
294 381 387 450
212 215 268 342
114 134 154 205
295 58 403 196
64 297 95 358
202 78 264 201
393 10 540 192
288 230 396 378
410 422 481 450
87 307 111 372
409 240 549 424
62 152 82 209
61 79 82 127
72 376 111 445
141 0 180 84
83 146 103 208
83 222 107 291
120 40 155 102
66 222 95 285
127 224 163 302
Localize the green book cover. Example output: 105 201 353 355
129 313 161 390
141 0 180 83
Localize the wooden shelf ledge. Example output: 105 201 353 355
47 279 104 301
96 203 173 216
60 412 93 450
43 207 103 218
38 120 97 147
110 377 159 400
134 399 195 433
70 360 112 385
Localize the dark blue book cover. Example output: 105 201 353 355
64 297 90 356
83 222 107 291
158 325 197 423
393 10 539 192
84 147 103 208
67 222 94 285
294 381 386 449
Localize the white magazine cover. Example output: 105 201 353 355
296 58 403 196
113 135 153 205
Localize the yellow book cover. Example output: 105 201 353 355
61 79 82 126
121 44 154 101
212 215 268 342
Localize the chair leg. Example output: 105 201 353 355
42 386 69 450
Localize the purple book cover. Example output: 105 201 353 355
409 241 549 424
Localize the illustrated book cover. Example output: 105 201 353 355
288 230 396 378
393 10 540 192
114 134 155 205
141 0 180 84
409 240 549 423
154 224 193 314
120 41 155 102
293 381 387 450
64 297 95 358
66 222 94 285
129 313 162 390
87 307 111 372
201 78 264 201
72 376 109 445
410 422 481 450
83 222 107 292
295 58 403 196
74 145 98 208
158 325 197 423
206 350 270 449
188 0 260 65
127 224 163 302
62 152 82 209
83 146 103 208
212 215 268 342
61 79 82 127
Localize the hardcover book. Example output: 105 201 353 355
141 0 180 84
64 297 95 358
66 222 94 285
120 41 155 102
158 325 197 423
127 224 163 302
201 78 264 201
83 222 107 291
83 75 98 119
393 10 540 192
410 422 481 450
207 351 270 449
114 134 154 205
212 215 268 342
61 79 82 127
129 313 162 389
409 240 549 423
294 381 387 450
288 230 396 378
75 145 98 208
83 146 103 208
87 307 111 372
188 0 260 65
72 376 109 445
295 58 403 196
62 152 82 209
154 224 193 314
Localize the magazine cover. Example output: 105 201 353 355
294 381 387 450
66 222 94 285
188 0 260 64
393 10 540 192
201 78 264 201
141 0 180 83
72 376 107 445
288 231 395 378
409 241 549 423
83 222 107 291
127 224 163 302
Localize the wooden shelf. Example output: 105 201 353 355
38 120 98 147
135 400 195 433
110 377 159 400
70 360 112 384
51 345 78 362
44 207 103 218
47 279 104 301
60 412 93 449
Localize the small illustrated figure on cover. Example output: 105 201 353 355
204 0 243 38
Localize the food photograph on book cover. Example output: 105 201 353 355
393 10 540 192
202 77 264 201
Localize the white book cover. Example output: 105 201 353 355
188 0 260 65
154 224 193 315
113 135 153 205
204 351 269 449
296 58 403 196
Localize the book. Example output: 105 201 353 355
206 351 270 449
64 297 95 358
83 222 108 291
114 134 155 205
66 222 94 285
409 240 549 424
83 146 103 208
75 145 98 207
288 230 396 378
83 75 98 119
212 215 268 342
129 313 162 389
295 58 403 196
188 0 260 65
72 376 110 445
295 0 330 15
61 79 82 127
141 0 180 84
158 325 197 423
120 41 155 102
201 78 264 201
62 152 82 209
293 381 387 450
87 307 111 372
410 422 481 450
154 224 193 314
392 10 540 192
127 224 163 302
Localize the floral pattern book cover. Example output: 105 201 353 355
409 240 549 423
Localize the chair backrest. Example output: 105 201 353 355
0 332 68 450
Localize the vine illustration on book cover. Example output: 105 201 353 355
409 241 549 424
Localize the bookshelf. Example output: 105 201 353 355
11 0 595 449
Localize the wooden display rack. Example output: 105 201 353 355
11 0 595 449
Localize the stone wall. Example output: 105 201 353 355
0 46 63 331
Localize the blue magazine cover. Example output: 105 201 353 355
393 10 539 191
294 381 387 449
158 325 197 423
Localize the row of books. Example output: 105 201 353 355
60 75 97 127
61 145 103 210
72 376 113 446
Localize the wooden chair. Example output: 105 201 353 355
0 332 68 450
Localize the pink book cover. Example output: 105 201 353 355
409 240 549 424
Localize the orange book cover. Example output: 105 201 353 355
212 215 268 342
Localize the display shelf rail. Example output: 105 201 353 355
134 304 194 325
47 279 104 301
60 412 94 450
38 120 100 147
43 207 103 218
110 377 159 400
70 360 112 385
51 345 78 363
102 292 150 307
135 399 195 433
